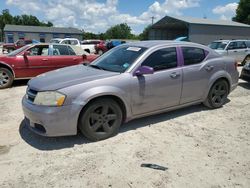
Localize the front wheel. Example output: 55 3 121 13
203 80 229 109
78 98 123 141
0 68 14 89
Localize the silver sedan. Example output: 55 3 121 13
22 41 239 141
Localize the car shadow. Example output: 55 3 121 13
120 104 211 133
12 79 29 87
19 120 90 151
19 104 213 150
238 81 250 89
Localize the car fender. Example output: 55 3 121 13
202 70 232 100
0 61 15 78
72 86 132 120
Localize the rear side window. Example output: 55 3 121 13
182 47 206 66
142 47 177 71
53 45 69 55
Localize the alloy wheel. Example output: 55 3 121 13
0 70 10 87
210 82 228 106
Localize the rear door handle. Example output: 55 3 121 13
170 72 180 78
73 58 77 61
233 50 238 52
42 59 48 61
205 65 214 71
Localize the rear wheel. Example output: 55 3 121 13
0 68 14 89
203 80 229 109
242 55 250 66
78 98 123 141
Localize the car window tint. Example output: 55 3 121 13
182 47 205 65
28 45 49 56
236 41 247 49
53 45 69 55
246 41 250 48
68 46 76 55
142 47 177 71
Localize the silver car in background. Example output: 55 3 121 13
22 41 239 141
209 40 250 65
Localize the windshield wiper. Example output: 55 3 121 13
88 64 104 70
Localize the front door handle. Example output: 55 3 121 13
42 59 48 61
170 72 180 78
205 65 214 71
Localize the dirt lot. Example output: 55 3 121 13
0 70 250 188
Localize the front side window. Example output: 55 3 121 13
91 45 147 72
142 47 177 71
52 45 69 55
68 46 76 55
28 45 49 56
182 47 206 66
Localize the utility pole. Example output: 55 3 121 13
151 16 155 25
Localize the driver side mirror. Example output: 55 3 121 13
23 51 30 57
133 66 154 76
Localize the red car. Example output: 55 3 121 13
0 43 98 88
94 40 108 55
2 39 33 53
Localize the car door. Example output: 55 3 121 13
227 41 247 62
17 45 51 77
49 44 82 69
180 46 219 104
131 47 182 115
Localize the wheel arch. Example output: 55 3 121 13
203 72 232 100
0 61 15 78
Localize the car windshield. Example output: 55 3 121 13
90 45 147 73
209 42 228 50
7 45 31 56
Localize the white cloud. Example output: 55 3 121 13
212 2 238 20
6 0 201 34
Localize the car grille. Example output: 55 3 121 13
26 88 38 103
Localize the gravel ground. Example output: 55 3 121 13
0 69 250 188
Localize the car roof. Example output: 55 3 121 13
126 40 207 49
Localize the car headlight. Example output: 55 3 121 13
33 91 66 106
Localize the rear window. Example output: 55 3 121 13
182 47 206 66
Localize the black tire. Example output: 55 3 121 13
242 55 250 66
78 98 123 141
0 68 14 89
203 79 229 109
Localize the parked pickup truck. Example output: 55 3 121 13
2 39 37 53
50 38 102 54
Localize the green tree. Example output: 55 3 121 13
0 9 13 41
105 23 132 39
233 0 250 24
139 25 151 40
83 32 98 39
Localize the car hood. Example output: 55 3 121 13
3 43 14 47
28 65 120 91
214 49 227 54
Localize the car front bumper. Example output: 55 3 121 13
240 68 250 82
22 96 83 137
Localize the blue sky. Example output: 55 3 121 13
1 0 239 34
